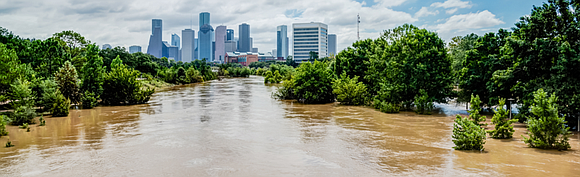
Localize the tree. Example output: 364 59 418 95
55 61 80 104
101 56 154 105
334 39 374 91
414 89 434 115
80 44 105 96
308 51 318 62
52 30 90 58
0 43 33 98
332 72 367 105
293 61 335 103
51 91 70 117
452 114 486 151
522 89 571 150
467 94 487 126
36 79 59 112
448 33 479 80
487 98 519 139
10 78 36 125
0 115 8 137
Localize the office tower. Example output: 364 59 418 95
102 44 112 50
162 41 179 61
225 41 237 52
328 34 337 56
292 22 328 63
181 29 195 63
129 45 141 54
199 12 210 27
171 34 180 49
194 38 198 60
276 25 288 59
215 25 226 63
147 19 163 58
198 24 214 60
226 29 234 41
272 49 277 57
250 37 253 50
238 23 250 52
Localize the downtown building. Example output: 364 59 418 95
181 29 195 63
292 22 328 63
147 19 163 58
238 23 251 52
129 45 141 54
215 25 227 63
198 12 214 61
328 34 337 57
277 25 289 59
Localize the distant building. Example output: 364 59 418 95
102 44 112 50
328 34 337 56
226 52 276 66
238 23 250 52
129 45 141 54
277 25 288 59
292 22 328 63
162 41 179 61
226 29 234 41
215 25 227 63
198 24 214 60
272 49 277 57
225 41 237 52
171 34 180 49
181 29 195 63
199 12 210 27
147 19 163 58
252 48 258 53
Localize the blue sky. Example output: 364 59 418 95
0 0 551 53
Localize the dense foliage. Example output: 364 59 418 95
101 57 154 105
467 95 487 126
332 73 367 105
55 61 80 104
452 95 486 151
292 61 335 103
0 115 8 137
488 98 518 139
522 89 571 150
51 92 70 117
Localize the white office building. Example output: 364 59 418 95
292 22 328 63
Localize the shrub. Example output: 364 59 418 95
185 67 204 83
37 79 59 112
81 91 98 109
522 89 571 150
293 61 335 103
332 73 367 105
264 70 283 84
10 78 35 109
273 76 296 100
0 115 8 137
414 89 434 115
80 44 105 97
51 92 70 117
468 94 486 126
6 139 14 147
55 61 81 104
39 115 46 126
12 106 36 125
101 56 154 105
373 99 400 113
487 98 518 139
452 114 486 150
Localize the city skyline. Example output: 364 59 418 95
0 0 548 54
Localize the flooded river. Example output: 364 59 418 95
1 76 579 176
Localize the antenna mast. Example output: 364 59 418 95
357 14 360 40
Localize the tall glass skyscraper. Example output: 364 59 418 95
181 29 195 63
328 34 337 56
199 12 210 27
215 25 227 63
238 23 250 52
292 22 328 63
198 24 214 60
226 29 234 41
277 25 288 59
147 19 163 58
129 45 141 54
171 34 180 49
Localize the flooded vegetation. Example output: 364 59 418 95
1 77 578 176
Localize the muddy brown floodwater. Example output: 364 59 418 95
0 76 579 176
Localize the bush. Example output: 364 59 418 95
12 106 36 125
522 89 571 150
81 44 105 97
37 79 59 112
332 73 367 105
264 70 283 84
373 99 400 113
293 61 335 103
273 76 296 100
101 56 154 105
81 91 98 109
468 94 486 126
185 67 204 83
55 61 81 104
487 98 518 139
51 92 70 117
0 115 8 137
414 89 434 115
452 114 486 150
39 115 45 126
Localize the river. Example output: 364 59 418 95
1 76 579 176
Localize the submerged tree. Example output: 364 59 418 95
55 61 80 104
487 98 518 139
452 95 486 151
522 89 570 150
332 72 367 105
101 56 154 105
468 94 487 126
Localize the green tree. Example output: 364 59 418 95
80 44 105 96
452 114 486 151
52 30 90 58
414 89 434 115
467 94 487 126
0 115 8 137
10 78 36 125
36 79 59 112
51 91 70 117
0 43 33 99
487 98 518 139
334 39 374 91
332 72 367 105
308 51 319 62
522 89 570 150
101 56 154 105
293 61 334 103
55 61 80 104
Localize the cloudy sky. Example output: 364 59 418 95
1 0 546 53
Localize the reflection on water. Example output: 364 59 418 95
0 76 579 176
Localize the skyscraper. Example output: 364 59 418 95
277 25 288 59
226 29 234 41
328 34 337 56
238 23 250 52
215 25 227 63
171 34 180 49
102 44 112 50
147 19 163 58
129 45 141 54
198 24 214 60
199 12 210 27
181 29 195 63
292 22 328 63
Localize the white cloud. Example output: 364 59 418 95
0 0 417 54
435 10 504 32
431 0 472 9
446 8 458 14
415 7 439 18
